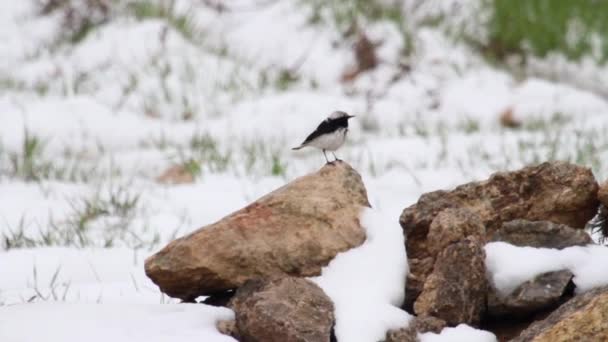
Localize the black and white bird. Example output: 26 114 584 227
292 111 355 163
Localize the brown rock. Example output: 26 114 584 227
414 237 487 326
511 286 608 342
500 107 522 129
386 316 447 342
598 180 608 208
427 208 486 255
156 164 195 184
405 209 485 310
401 161 598 303
341 31 378 83
145 161 369 300
490 220 592 249
354 32 378 73
488 270 574 317
229 277 334 342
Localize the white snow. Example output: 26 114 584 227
420 324 497 342
485 242 608 296
0 248 160 305
310 206 412 342
0 303 236 342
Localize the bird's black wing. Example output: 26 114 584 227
301 119 337 145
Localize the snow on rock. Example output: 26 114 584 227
0 303 235 342
310 207 412 342
419 324 497 342
485 242 608 296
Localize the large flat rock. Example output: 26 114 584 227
145 161 369 300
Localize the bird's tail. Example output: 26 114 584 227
292 145 304 150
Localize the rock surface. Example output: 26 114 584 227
145 161 369 300
511 286 608 342
426 208 486 255
385 316 447 342
401 161 598 304
490 220 592 249
404 208 485 310
413 237 487 326
598 179 608 208
229 277 335 342
216 320 239 340
488 270 574 317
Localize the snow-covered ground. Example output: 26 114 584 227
2 0 608 341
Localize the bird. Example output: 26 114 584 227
292 111 355 163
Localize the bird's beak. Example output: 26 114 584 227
347 115 356 119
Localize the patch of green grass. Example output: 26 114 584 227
38 0 112 44
457 117 481 134
481 0 608 63
130 0 202 43
188 133 232 173
2 185 145 250
523 112 571 131
166 133 232 178
8 129 53 182
302 0 413 56
270 154 287 177
242 139 288 177
2 129 110 183
275 69 300 91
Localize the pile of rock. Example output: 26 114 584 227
144 161 608 342
398 161 602 341
146 161 368 341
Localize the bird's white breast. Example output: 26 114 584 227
308 127 347 151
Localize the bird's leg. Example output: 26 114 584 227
323 149 330 164
332 152 341 162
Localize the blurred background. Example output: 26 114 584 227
1 0 608 304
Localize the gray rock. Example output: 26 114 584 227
488 270 574 317
490 220 592 249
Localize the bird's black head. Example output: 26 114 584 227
328 111 355 127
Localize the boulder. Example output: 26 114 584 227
145 161 369 300
385 316 447 342
488 270 574 317
511 286 608 342
490 220 592 249
413 237 487 326
401 161 598 304
229 277 335 342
